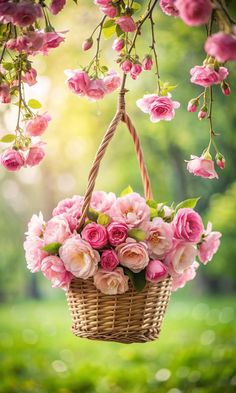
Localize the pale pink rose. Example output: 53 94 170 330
172 261 199 291
82 38 93 51
1 149 25 172
175 0 212 26
13 1 42 27
25 144 45 167
160 0 179 16
90 191 116 214
44 215 72 245
116 239 149 273
59 236 100 279
26 113 51 137
53 195 84 218
0 2 16 23
190 65 229 88
24 236 48 273
62 213 78 232
41 255 73 290
0 83 10 103
136 94 180 123
49 0 66 15
40 32 65 55
26 31 45 52
81 222 108 249
142 56 153 71
101 5 117 18
66 70 90 96
120 60 132 74
116 16 137 33
112 38 125 52
101 249 119 271
103 71 121 93
110 192 150 229
172 208 204 243
146 217 173 258
94 267 129 295
205 32 236 63
130 63 142 80
86 78 107 101
165 241 197 275
26 212 45 237
107 222 128 246
146 260 168 283
198 229 221 264
22 68 37 86
186 155 219 179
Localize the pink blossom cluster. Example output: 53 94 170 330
160 0 212 26
24 190 221 295
66 70 121 101
119 56 153 80
94 1 136 32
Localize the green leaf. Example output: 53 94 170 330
116 24 124 37
100 65 108 73
3 62 14 71
128 228 146 241
28 99 42 109
102 20 116 39
124 268 146 292
150 207 158 219
146 199 157 208
43 242 61 254
103 19 115 28
175 197 200 212
97 213 110 226
87 208 99 222
0 134 16 143
132 2 141 11
120 185 133 197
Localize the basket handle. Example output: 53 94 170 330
78 90 153 228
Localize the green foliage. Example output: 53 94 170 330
124 268 146 292
120 186 134 197
27 99 42 109
43 242 61 254
0 134 16 143
128 228 146 241
175 197 200 212
97 213 110 226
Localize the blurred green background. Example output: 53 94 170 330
0 1 236 392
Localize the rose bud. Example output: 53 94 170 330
142 56 153 71
145 260 168 283
215 153 225 170
1 148 25 171
120 59 133 74
130 63 142 80
221 81 231 96
82 37 93 51
187 99 198 113
26 144 45 167
112 38 125 52
198 106 207 120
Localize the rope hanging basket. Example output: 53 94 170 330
66 90 172 344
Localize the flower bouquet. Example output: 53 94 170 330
24 92 221 343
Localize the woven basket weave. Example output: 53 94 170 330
67 276 172 343
66 90 172 343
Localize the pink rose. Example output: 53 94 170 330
49 0 66 15
107 222 128 246
66 70 90 96
116 239 149 273
44 215 72 245
0 84 10 103
41 255 72 290
146 217 173 258
101 5 117 18
101 249 119 271
198 223 221 264
205 32 236 63
53 195 84 218
186 155 219 179
110 192 150 229
26 212 45 237
175 0 212 26
26 31 45 52
1 149 25 172
146 260 168 283
172 261 199 291
116 16 137 33
86 78 107 101
22 68 37 86
59 236 100 279
160 0 179 17
187 99 198 112
112 38 125 52
90 191 116 214
165 241 197 275
25 144 45 167
130 63 142 80
40 32 65 55
0 2 16 23
142 56 153 71
13 1 42 27
24 236 48 273
81 222 108 249
94 267 129 295
103 71 121 93
26 113 51 137
120 60 133 74
172 208 204 243
190 65 229 88
136 94 180 123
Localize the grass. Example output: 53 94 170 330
0 293 235 393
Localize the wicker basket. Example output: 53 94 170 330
66 90 172 343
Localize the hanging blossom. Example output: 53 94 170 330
0 0 66 172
